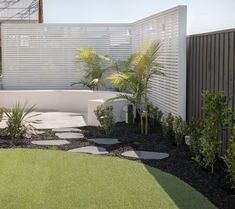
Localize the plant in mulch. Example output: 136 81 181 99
172 116 188 146
187 118 202 157
196 91 231 174
223 125 235 193
108 41 164 135
147 102 163 129
3 103 38 144
162 113 175 141
94 104 115 136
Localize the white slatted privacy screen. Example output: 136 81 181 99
1 6 187 118
132 6 187 118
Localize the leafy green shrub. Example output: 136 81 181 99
172 116 188 146
3 103 37 144
196 121 221 173
223 126 235 192
162 113 175 141
196 91 230 173
94 104 115 136
187 119 202 157
148 103 163 127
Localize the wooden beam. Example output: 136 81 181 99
39 0 43 23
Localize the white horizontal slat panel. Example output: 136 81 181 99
132 6 187 119
2 6 187 119
2 23 132 90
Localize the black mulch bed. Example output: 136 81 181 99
0 122 234 209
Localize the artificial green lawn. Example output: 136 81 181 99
0 149 217 209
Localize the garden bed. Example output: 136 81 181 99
0 123 234 209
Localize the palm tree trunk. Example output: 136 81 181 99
144 90 149 135
140 111 144 134
145 111 148 135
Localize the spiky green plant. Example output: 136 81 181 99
3 103 38 144
108 41 164 134
72 48 110 90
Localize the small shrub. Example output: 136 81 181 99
223 126 235 193
94 104 115 136
148 103 163 128
172 116 188 146
187 119 202 157
196 91 229 173
162 113 175 141
4 103 37 144
196 121 221 173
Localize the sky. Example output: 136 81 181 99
44 0 235 35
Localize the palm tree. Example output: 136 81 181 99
108 40 164 134
72 48 110 90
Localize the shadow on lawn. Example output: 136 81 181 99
106 123 218 209
144 165 217 209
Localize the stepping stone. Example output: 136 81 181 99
88 138 119 145
121 151 169 160
55 132 84 139
25 130 46 139
31 140 70 146
52 128 82 133
68 146 108 155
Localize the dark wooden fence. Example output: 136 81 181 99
186 29 235 150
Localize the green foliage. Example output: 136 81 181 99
148 102 163 128
188 119 202 157
3 103 37 144
223 126 235 192
73 48 110 90
196 91 230 173
173 116 188 146
196 121 221 173
108 41 164 134
162 113 175 141
94 104 115 136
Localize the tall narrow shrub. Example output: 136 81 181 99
197 91 230 173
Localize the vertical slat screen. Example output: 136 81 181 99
187 29 235 150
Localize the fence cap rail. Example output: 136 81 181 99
188 28 235 37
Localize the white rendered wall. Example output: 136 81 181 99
0 90 127 125
1 6 187 119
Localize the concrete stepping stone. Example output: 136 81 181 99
31 140 70 146
52 128 82 133
25 130 46 139
68 146 108 155
55 132 84 139
121 151 169 160
88 138 120 145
